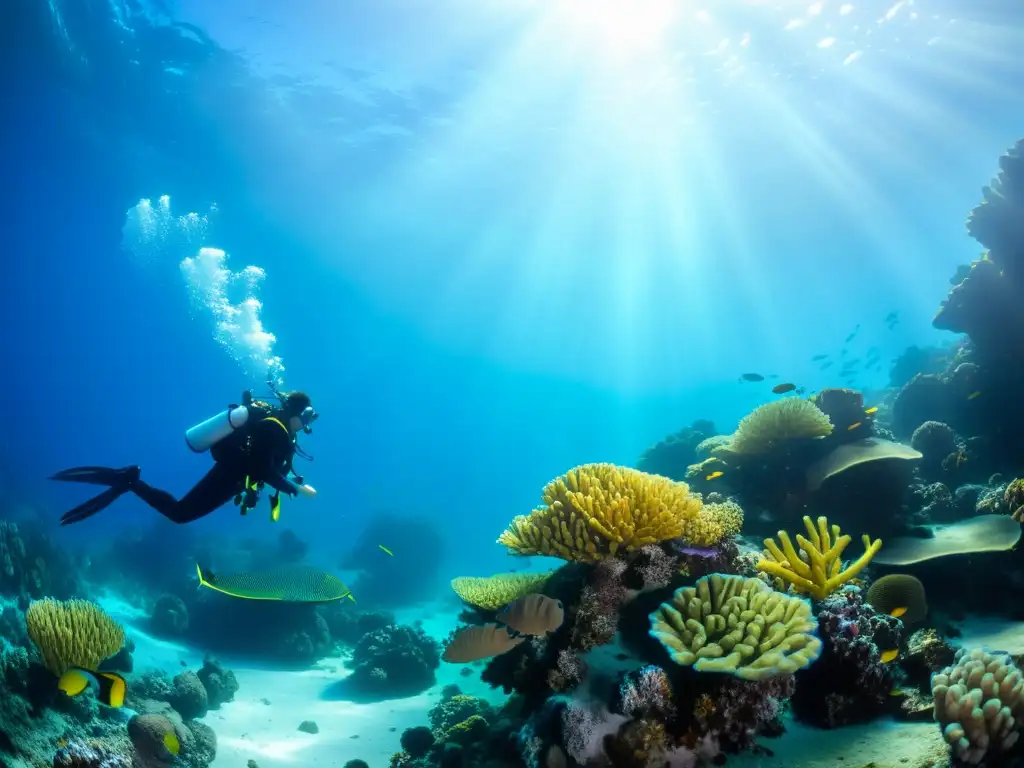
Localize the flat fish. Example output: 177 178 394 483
497 594 564 636
442 623 523 663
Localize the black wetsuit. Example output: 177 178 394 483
52 405 301 526
132 411 299 523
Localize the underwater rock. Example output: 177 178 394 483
318 604 395 647
342 761 369 768
168 670 208 720
910 482 959 524
0 520 79 601
184 720 217 768
903 629 956 688
150 594 189 636
53 738 131 768
637 420 716 481
195 656 238 708
344 623 441 697
298 720 319 734
276 529 308 564
892 373 955 439
127 713 180 764
400 725 434 757
911 420 959 475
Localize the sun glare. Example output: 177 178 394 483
550 0 679 54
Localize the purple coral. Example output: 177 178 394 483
617 665 674 718
791 587 903 728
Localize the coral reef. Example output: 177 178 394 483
499 463 722 562
791 587 903 728
149 594 189 636
649 573 822 680
757 515 882 599
195 656 238 708
932 647 1024 765
343 623 441 698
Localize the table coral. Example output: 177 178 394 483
449 572 552 610
498 463 718 563
649 574 822 681
756 515 882 600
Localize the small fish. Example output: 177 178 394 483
163 729 180 757
740 373 764 382
864 407 878 415
796 387 807 395
819 361 833 370
57 667 127 708
968 391 982 400
888 689 906 697
889 606 908 618
378 544 393 556
847 422 862 431
811 354 828 361
772 383 797 394
880 649 899 664
705 471 724 481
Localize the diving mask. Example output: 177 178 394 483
300 406 318 433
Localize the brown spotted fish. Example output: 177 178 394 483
442 623 524 663
496 594 565 636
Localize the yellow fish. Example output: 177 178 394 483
847 422 862 431
57 667 127 708
889 606 908 618
705 471 724 481
378 544 393 556
888 689 906 697
968 391 982 400
864 406 878 415
163 730 180 756
880 649 899 664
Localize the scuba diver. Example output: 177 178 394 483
52 384 319 526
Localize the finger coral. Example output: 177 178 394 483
26 598 125 676
756 515 882 600
450 571 552 610
725 399 833 455
648 573 822 681
931 647 1024 765
498 464 715 562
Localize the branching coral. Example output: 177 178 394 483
26 598 126 675
756 516 882 600
450 572 552 610
648 574 822 681
498 464 716 562
725 399 833 455
931 647 1024 765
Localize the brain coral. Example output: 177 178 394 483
649 573 822 681
726 399 833 455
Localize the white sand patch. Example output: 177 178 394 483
727 717 949 768
953 616 1024 656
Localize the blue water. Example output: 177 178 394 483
2 0 1024 583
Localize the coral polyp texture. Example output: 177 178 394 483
724 398 833 455
757 515 882 600
931 647 1024 765
449 571 552 610
648 573 822 681
498 463 718 562
26 598 126 675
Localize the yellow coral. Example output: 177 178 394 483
726 399 833 455
701 500 744 538
756 516 882 600
26 598 125 675
649 574 822 681
450 571 552 610
497 464 708 562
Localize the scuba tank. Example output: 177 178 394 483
185 401 251 453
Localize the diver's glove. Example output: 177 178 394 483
296 484 317 499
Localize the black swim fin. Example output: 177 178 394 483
53 466 141 526
50 466 140 487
